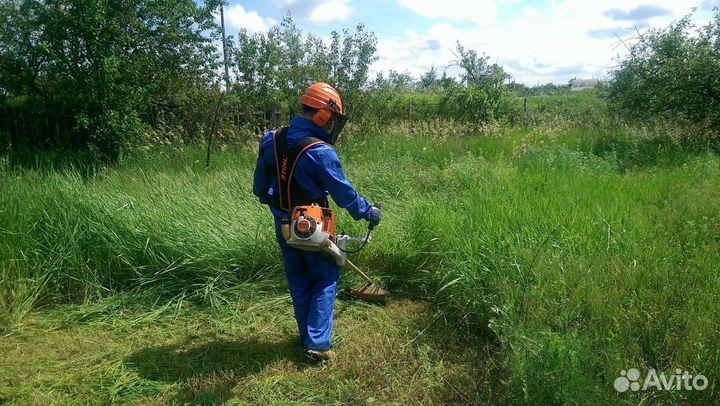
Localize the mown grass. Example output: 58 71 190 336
0 285 494 405
2 101 720 404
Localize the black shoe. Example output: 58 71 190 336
304 349 332 362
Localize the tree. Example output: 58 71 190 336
418 66 439 91
453 41 509 88
0 0 223 162
608 10 720 143
438 72 458 89
506 81 530 96
439 42 508 124
228 15 377 119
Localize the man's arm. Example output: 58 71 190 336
314 146 372 221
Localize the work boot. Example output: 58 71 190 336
304 349 332 362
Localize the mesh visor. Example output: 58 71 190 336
328 112 348 144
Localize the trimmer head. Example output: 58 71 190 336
350 282 387 303
345 259 386 303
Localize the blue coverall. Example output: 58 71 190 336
252 117 373 351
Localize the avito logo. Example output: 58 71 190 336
614 368 708 393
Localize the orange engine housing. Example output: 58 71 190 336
290 204 336 239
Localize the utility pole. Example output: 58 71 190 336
220 5 230 89
207 4 230 169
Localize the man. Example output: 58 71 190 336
252 82 382 361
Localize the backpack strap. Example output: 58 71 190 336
273 127 325 211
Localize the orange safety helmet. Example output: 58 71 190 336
300 82 345 126
300 82 348 144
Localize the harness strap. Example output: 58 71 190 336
273 127 325 211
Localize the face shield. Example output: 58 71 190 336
327 112 348 144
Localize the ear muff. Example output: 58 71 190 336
312 108 333 128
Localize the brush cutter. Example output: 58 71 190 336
345 259 387 303
281 204 387 302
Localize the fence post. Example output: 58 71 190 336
19 108 28 142
524 98 529 128
11 106 19 147
408 102 414 133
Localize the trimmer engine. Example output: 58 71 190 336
281 203 384 301
282 204 369 266
283 203 336 250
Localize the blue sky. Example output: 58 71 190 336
221 0 719 85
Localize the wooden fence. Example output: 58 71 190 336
0 106 83 150
232 110 283 132
0 106 285 149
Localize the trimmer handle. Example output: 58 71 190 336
345 235 371 243
369 202 382 232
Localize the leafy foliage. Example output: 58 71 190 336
0 0 223 162
453 41 509 88
435 42 509 123
226 17 377 120
358 43 509 125
608 10 720 145
0 6 536 157
440 83 504 124
506 81 573 97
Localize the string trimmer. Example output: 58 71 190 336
280 204 386 302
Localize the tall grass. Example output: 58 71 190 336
0 148 281 329
2 109 719 404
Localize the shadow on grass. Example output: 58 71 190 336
126 336 307 405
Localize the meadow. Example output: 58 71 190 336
1 93 719 405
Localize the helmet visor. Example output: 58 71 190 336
327 112 348 144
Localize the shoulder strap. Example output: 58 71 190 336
273 127 325 211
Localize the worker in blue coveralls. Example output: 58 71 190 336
252 82 383 362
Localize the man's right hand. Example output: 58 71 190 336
368 205 383 228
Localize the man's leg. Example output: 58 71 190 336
274 217 312 346
302 251 340 351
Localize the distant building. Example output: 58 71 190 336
569 78 600 90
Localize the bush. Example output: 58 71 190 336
441 84 503 124
608 10 720 146
349 85 505 128
0 0 223 163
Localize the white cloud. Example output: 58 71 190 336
280 0 351 23
522 6 540 19
376 0 711 84
221 5 277 34
309 0 351 22
398 0 498 25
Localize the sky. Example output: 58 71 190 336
219 0 719 85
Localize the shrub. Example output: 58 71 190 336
440 84 503 125
608 10 720 146
0 0 223 163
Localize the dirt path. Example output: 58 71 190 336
0 287 499 405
